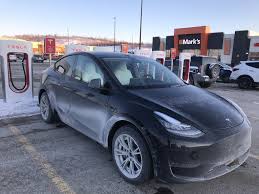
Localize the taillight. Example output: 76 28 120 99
233 68 239 71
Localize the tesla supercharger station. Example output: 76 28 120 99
178 53 192 82
0 40 33 103
65 44 90 55
151 51 165 65
134 49 152 58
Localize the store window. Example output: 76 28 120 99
181 49 201 56
249 52 259 61
208 49 221 59
224 38 231 55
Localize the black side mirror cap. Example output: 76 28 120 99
89 78 101 89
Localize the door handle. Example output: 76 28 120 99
63 86 75 92
77 92 94 98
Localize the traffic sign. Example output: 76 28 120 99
44 37 56 54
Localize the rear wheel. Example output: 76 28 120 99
189 73 195 85
40 92 55 123
112 126 152 184
238 77 253 89
207 64 220 79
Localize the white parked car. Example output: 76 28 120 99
230 61 259 89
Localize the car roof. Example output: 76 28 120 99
72 51 130 58
66 51 154 62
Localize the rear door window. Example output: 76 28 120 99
73 55 105 86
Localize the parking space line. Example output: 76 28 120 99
8 125 76 194
249 153 259 161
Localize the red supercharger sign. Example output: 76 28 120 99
44 37 56 54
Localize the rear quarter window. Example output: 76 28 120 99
246 62 259 69
54 55 76 76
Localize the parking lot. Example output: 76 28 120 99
0 77 258 193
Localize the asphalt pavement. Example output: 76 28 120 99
0 83 258 194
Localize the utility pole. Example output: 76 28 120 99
132 34 134 51
113 17 116 52
139 0 143 49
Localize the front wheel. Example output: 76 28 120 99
112 126 152 184
40 92 55 123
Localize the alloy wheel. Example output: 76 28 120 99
114 134 143 179
40 94 49 120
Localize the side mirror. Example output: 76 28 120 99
89 78 101 89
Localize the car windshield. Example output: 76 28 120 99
102 56 183 89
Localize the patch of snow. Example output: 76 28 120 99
0 96 40 120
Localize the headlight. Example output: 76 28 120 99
154 111 204 138
226 98 251 125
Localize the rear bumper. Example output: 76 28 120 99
156 121 252 183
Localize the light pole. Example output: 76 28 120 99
67 27 70 45
113 17 116 52
139 0 143 49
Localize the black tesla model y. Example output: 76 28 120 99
39 52 251 184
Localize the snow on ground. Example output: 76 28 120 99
0 96 40 120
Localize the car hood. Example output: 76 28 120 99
128 85 244 131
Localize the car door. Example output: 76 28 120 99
52 55 76 123
67 54 110 142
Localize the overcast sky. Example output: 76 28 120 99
0 0 258 42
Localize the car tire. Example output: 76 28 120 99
221 75 230 83
40 92 56 123
112 125 152 184
207 64 220 79
238 77 253 89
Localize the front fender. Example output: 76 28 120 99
101 113 144 148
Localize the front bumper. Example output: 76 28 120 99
156 121 251 183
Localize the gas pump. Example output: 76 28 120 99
151 51 165 65
0 40 33 103
178 53 192 82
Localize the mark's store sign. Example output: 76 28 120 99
178 34 201 50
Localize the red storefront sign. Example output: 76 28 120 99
44 37 56 54
254 43 259 47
